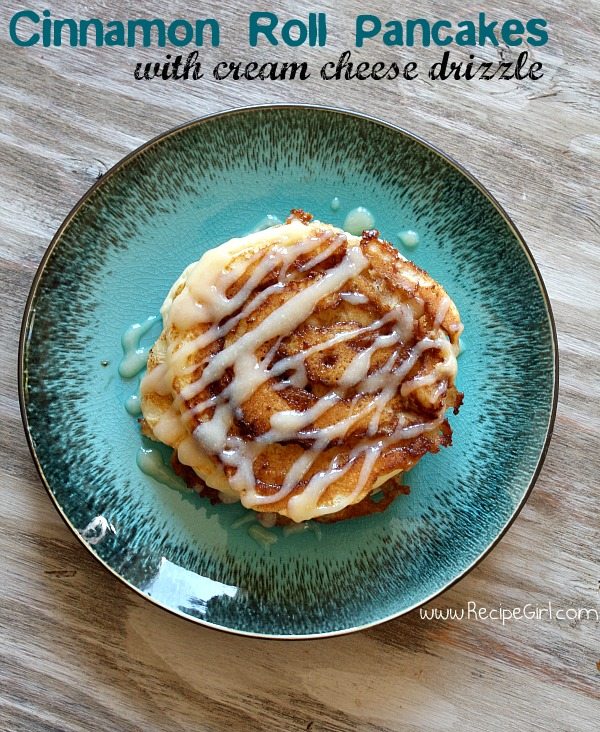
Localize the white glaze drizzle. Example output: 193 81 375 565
119 315 159 378
340 291 369 305
141 222 458 522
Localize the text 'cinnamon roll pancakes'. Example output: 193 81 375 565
140 210 463 523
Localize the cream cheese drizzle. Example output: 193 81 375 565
340 291 369 305
119 315 159 378
141 222 458 522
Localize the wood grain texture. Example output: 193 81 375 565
0 1 598 730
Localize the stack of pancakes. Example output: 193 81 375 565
140 211 463 523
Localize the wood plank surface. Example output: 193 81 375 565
0 1 598 730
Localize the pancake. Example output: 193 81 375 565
140 210 463 523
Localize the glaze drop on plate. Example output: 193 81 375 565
398 229 420 248
125 393 142 416
119 315 159 378
343 206 375 235
136 445 187 492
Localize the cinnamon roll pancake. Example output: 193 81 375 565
140 210 463 523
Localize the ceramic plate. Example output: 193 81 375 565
19 106 557 638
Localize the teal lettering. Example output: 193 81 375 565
194 18 219 47
9 10 40 46
167 19 193 46
526 19 548 46
79 19 103 47
432 20 452 46
455 21 476 46
53 18 78 47
249 12 278 46
281 19 307 47
355 15 380 47
382 21 402 46
501 19 524 46
104 21 125 46
127 19 166 48
477 13 498 45
406 19 431 47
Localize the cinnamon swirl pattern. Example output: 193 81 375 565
140 211 463 523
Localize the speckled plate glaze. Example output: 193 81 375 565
20 105 557 638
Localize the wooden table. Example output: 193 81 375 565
1 1 598 729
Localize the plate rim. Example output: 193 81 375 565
18 103 559 640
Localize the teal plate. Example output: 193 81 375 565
19 106 557 638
